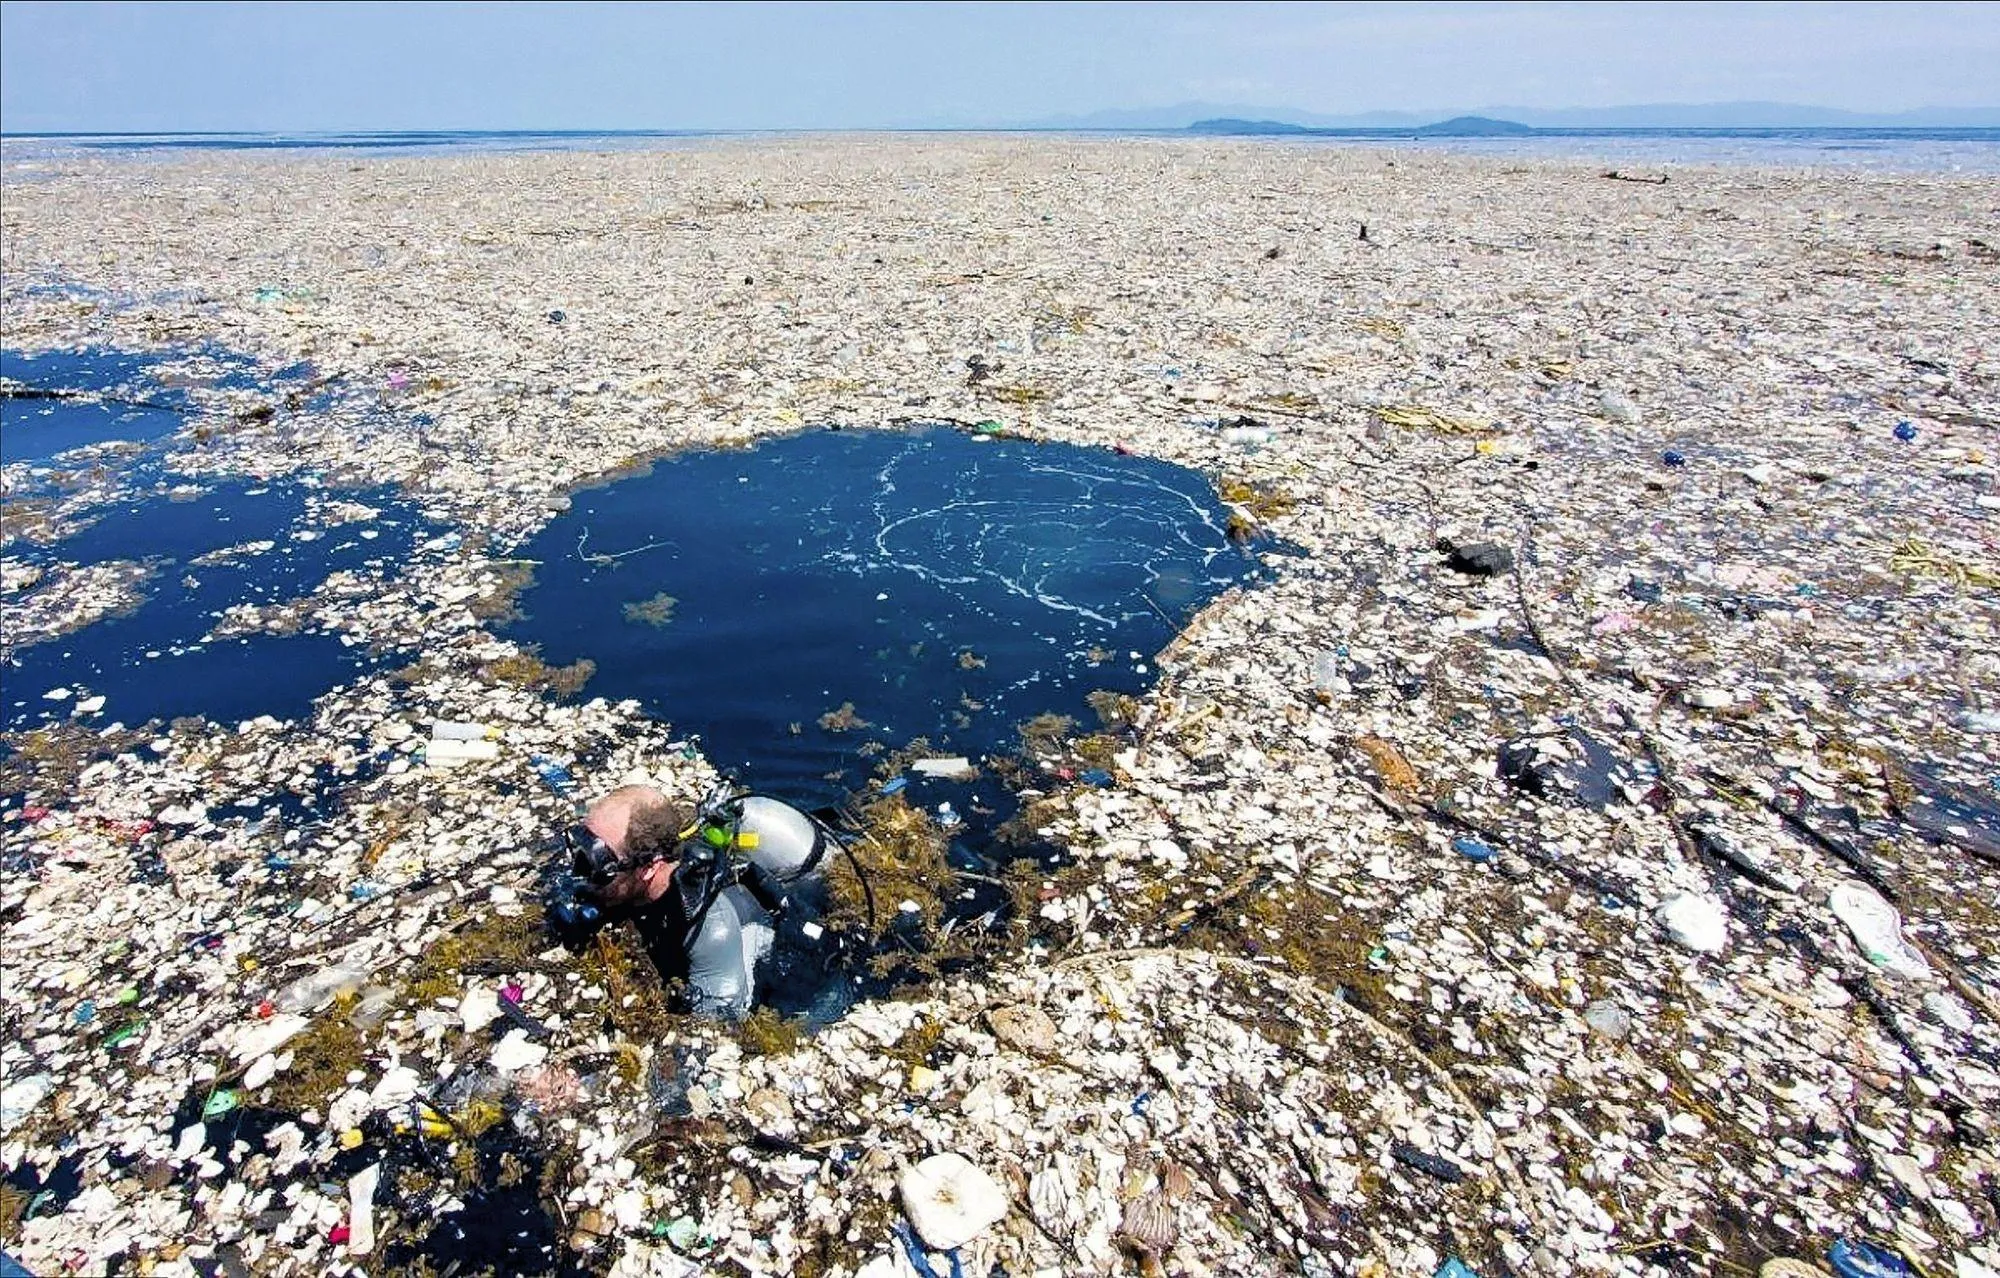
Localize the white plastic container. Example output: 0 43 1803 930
430 720 495 741
425 737 500 765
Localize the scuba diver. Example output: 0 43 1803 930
546 777 841 1019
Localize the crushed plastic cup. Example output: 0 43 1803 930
0 1073 54 1134
1656 893 1728 954
1583 1001 1633 1040
349 985 397 1030
1828 883 1930 980
1309 650 1342 693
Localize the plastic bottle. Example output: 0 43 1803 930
272 964 368 1015
1310 650 1342 693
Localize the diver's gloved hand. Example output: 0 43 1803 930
545 896 607 948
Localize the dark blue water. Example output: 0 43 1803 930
3 349 190 463
1 345 316 466
4 479 425 729
2 348 430 730
507 426 1255 806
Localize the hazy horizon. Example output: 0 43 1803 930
3 2 1998 135
6 100 2000 138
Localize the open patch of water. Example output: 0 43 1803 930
507 426 1260 808
1 349 189 462
2 345 313 466
4 479 426 729
1 346 432 731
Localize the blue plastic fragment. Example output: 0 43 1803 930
1132 1091 1152 1116
1080 768 1114 787
1830 1238 1913 1278
73 1000 95 1026
1662 448 1687 466
529 754 576 796
1436 1260 1480 1278
1893 419 1917 442
881 776 909 796
1451 836 1495 863
892 1221 945 1278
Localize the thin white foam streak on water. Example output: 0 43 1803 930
862 438 1232 629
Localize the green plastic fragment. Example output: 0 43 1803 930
103 1018 145 1049
664 1216 699 1249
116 986 140 1005
202 1089 240 1119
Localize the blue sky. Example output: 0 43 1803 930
2 1 1995 132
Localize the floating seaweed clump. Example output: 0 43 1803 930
824 793 952 938
622 592 678 627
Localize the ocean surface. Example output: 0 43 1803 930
0 345 434 732
505 425 1261 810
3 127 1998 173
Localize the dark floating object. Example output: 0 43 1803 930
1497 730 1632 810
1390 1140 1467 1184
1890 763 2000 864
1439 538 1514 577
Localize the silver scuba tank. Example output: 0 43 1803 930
715 794 826 880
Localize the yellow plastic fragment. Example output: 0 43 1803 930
1375 404 1493 436
1891 537 2000 589
339 1128 365 1150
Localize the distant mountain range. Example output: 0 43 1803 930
1004 101 2000 131
1190 115 1537 137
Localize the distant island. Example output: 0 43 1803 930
1188 115 1536 137
1187 118 1317 135
1413 115 1536 136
